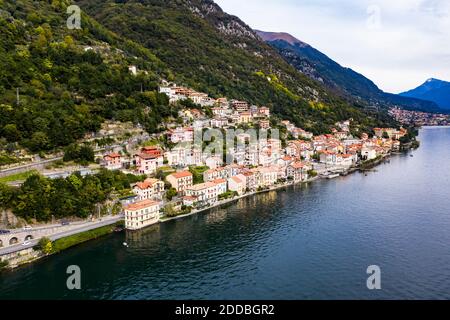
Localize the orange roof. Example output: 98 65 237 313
105 153 121 158
231 176 243 184
290 161 305 169
213 178 227 184
170 171 193 179
125 199 160 211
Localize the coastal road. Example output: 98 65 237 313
0 215 124 256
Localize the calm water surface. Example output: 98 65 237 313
1 127 450 300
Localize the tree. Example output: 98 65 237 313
37 237 53 254
166 188 177 201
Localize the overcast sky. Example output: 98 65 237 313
215 0 450 93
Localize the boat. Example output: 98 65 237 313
114 226 124 233
327 174 340 179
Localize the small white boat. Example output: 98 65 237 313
327 174 340 179
123 242 129 247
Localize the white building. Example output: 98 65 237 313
125 200 161 230
185 182 219 206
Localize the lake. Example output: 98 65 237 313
1 126 450 300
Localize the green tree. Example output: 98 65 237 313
37 237 53 254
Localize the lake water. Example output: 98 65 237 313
1 126 450 300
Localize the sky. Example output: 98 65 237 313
215 0 450 93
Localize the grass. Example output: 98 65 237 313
51 222 122 253
0 170 40 183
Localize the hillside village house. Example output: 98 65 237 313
232 100 249 112
259 106 270 117
185 182 219 206
211 117 229 128
135 153 164 175
166 171 193 195
169 127 194 144
125 199 161 231
103 153 122 170
259 120 271 129
133 178 165 201
238 112 252 124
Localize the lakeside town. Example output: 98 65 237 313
0 79 413 266
389 107 450 126
104 83 412 231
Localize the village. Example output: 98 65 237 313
98 82 409 231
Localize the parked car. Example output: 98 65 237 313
22 226 32 231
22 241 31 246
61 220 70 226
0 229 11 235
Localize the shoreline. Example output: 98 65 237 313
0 153 394 270
159 154 391 224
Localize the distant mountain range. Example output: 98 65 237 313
400 78 450 111
256 30 441 113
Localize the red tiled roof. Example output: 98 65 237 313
125 199 160 211
170 171 193 179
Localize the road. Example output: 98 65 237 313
0 215 124 256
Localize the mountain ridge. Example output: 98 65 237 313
256 30 441 113
400 78 450 110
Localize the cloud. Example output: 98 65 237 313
215 0 450 93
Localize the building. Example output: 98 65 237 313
228 175 246 195
135 153 164 174
185 182 219 206
125 199 161 231
211 117 229 128
259 120 270 129
213 178 228 195
259 106 270 117
203 167 230 182
205 156 223 170
287 162 308 182
254 167 278 188
166 171 193 194
103 153 122 170
133 178 165 201
232 100 249 112
169 127 194 144
238 112 252 124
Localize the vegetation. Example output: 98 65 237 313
37 236 53 254
51 222 120 253
0 0 177 152
307 170 318 178
0 169 145 222
0 170 39 184
218 191 238 200
63 144 95 164
189 166 209 184
165 188 177 201
0 260 9 272
79 0 398 135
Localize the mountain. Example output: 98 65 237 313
256 30 440 113
0 0 179 152
0 0 398 154
400 78 450 111
76 0 397 134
